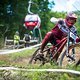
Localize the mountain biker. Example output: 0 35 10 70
40 12 80 61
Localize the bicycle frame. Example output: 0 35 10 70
29 21 80 66
42 28 78 61
42 37 67 61
29 28 80 66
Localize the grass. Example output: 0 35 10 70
0 48 80 80
0 47 80 70
0 48 58 68
0 48 36 67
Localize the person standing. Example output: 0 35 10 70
23 34 30 47
13 31 20 49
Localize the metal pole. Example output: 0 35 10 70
66 29 70 57
38 28 42 42
28 0 33 14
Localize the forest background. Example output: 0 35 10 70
0 0 80 48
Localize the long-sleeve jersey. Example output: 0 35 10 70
51 20 77 41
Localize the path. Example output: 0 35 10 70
0 43 41 54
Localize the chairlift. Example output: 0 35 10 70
24 0 42 42
24 14 41 30
24 0 41 30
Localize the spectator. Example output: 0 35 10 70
13 31 20 49
23 34 30 47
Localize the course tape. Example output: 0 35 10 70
0 43 41 54
0 67 80 75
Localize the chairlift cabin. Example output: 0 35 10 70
24 0 42 42
24 14 41 30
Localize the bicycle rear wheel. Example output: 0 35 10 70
59 43 80 67
29 46 50 65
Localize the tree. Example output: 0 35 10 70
0 0 55 47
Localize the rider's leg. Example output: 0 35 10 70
52 38 67 61
41 31 56 52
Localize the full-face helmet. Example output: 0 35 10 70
65 12 77 27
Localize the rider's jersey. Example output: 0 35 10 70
51 19 77 40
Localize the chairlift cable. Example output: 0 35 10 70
72 4 80 12
64 1 79 11
76 0 80 7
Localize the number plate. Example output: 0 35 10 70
70 32 78 40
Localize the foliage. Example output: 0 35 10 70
0 0 80 45
0 0 54 38
0 0 28 38
0 0 55 47
47 11 66 31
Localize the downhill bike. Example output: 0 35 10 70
29 28 80 67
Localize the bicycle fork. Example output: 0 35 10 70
66 31 75 61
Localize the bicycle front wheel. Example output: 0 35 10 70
29 46 49 65
59 43 80 67
29 47 41 64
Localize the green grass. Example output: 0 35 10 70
0 70 80 80
0 47 80 70
0 48 36 67
0 48 80 80
7 48 36 61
